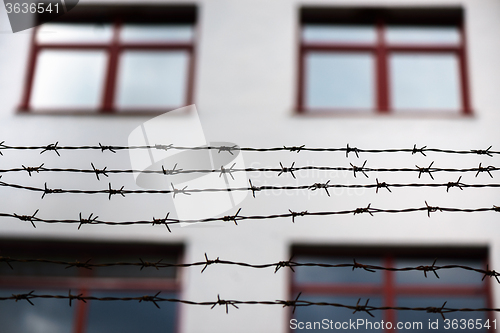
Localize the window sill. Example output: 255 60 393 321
293 108 474 119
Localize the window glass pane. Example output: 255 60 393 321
31 50 107 109
116 51 189 109
294 295 383 332
121 24 193 42
0 289 75 333
86 291 177 333
303 25 376 43
386 26 460 44
295 256 383 284
390 53 461 111
305 52 374 109
396 296 487 333
37 23 113 43
395 258 484 286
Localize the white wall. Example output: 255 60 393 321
1 0 500 332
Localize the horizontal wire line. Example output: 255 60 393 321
1 291 499 316
0 164 498 178
1 205 499 229
1 179 500 199
1 256 498 282
0 142 497 156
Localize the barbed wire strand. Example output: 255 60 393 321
1 256 498 283
0 162 498 179
1 291 499 317
0 143 498 157
1 178 500 199
1 204 500 230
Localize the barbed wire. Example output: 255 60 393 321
1 255 498 282
0 142 498 157
1 178 500 199
0 162 497 180
0 291 498 317
1 203 499 230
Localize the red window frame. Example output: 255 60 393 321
19 5 196 114
0 240 184 333
290 246 493 333
297 7 471 115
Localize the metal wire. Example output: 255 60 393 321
1 255 498 282
0 142 498 156
1 178 500 199
1 203 499 230
0 162 497 179
0 291 498 317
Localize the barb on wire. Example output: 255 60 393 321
345 144 359 158
219 163 236 180
416 162 435 180
412 144 427 156
139 291 162 309
211 294 239 314
278 162 296 179
0 141 5 155
425 201 442 218
91 163 108 181
22 163 44 177
40 142 60 156
416 259 440 279
155 144 173 151
201 253 220 273
11 291 35 306
171 183 190 198
482 265 500 284
288 209 308 223
151 213 172 233
350 160 368 178
353 203 374 216
446 176 464 192
309 181 330 196
218 145 237 155
65 259 92 270
68 290 86 307
162 164 182 176
248 179 260 198
42 182 63 199
284 145 305 153
471 146 493 157
353 298 374 317
275 256 295 273
13 209 39 228
375 179 391 193
99 143 116 153
476 163 495 178
78 213 98 230
352 259 376 273
282 292 302 314
222 208 242 225
106 183 125 200
427 301 448 320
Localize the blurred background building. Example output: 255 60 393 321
0 0 499 332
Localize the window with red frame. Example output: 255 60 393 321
0 240 183 333
290 246 493 332
298 7 471 115
20 5 196 114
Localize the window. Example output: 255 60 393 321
291 246 492 332
20 5 196 114
0 240 183 333
298 7 471 115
